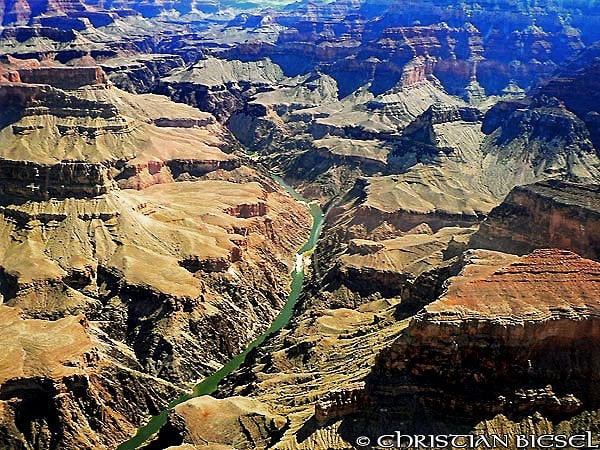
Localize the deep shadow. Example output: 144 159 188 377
0 107 24 129
337 400 479 449
296 416 320 444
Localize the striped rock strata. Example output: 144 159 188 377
370 248 600 417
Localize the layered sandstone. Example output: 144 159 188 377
314 382 372 424
334 226 473 298
471 180 600 261
15 66 108 88
479 95 600 197
371 249 600 417
0 178 311 380
1 0 87 25
100 54 185 94
1 1 600 449
533 44 600 150
0 65 239 197
157 57 287 122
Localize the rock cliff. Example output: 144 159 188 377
1 0 600 448
533 43 600 150
0 65 241 198
371 249 600 417
101 54 185 94
471 180 600 261
480 96 600 196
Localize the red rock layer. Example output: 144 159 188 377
16 66 108 89
427 249 600 320
371 249 600 416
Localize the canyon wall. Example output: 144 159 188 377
369 249 600 417
471 180 600 261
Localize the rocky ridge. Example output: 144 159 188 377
0 60 313 449
0 62 239 198
471 180 600 261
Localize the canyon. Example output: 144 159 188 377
0 60 312 449
0 0 600 449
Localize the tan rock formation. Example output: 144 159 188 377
158 396 287 450
0 305 180 450
0 58 313 450
0 69 238 198
335 226 474 298
0 177 311 376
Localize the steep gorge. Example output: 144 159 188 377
0 63 313 449
1 0 600 448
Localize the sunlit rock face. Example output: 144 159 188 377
370 248 600 417
0 59 312 449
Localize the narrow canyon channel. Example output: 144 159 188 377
117 175 324 450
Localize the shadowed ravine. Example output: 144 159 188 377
117 175 323 450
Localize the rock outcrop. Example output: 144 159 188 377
15 66 108 89
0 306 179 450
371 249 600 417
480 96 600 197
471 180 600 261
533 43 600 151
156 57 287 122
100 54 185 94
1 0 87 25
2 1 600 449
0 64 240 198
332 226 472 298
314 382 372 424
151 396 287 449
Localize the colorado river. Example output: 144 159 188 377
117 175 323 450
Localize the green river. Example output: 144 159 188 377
117 175 323 450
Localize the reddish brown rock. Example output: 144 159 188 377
400 56 436 87
315 382 373 424
1 0 87 25
0 68 20 83
226 201 268 218
15 66 108 89
471 180 600 261
371 249 600 417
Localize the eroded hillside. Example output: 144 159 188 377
1 0 600 449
